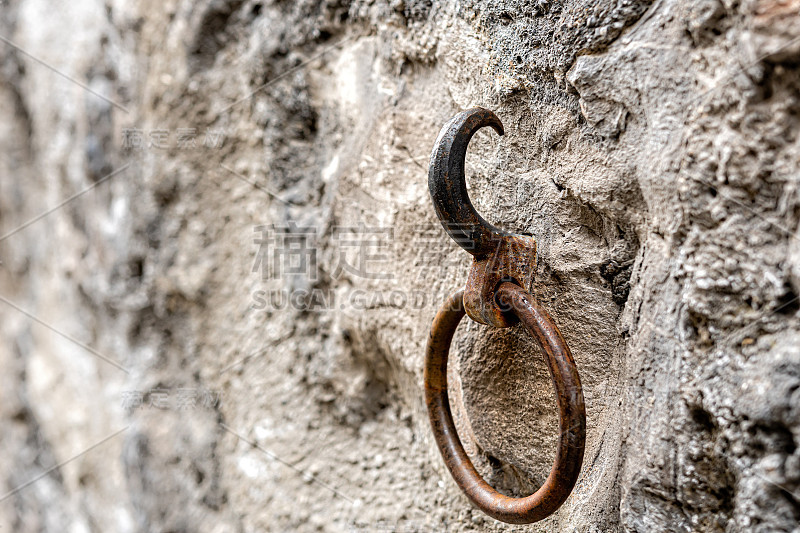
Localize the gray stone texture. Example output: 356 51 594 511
0 0 799 531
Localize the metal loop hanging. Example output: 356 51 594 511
424 107 586 525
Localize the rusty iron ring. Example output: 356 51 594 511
425 107 585 522
424 282 585 524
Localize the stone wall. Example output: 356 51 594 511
1 0 799 531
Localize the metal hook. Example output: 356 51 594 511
424 108 586 524
428 107 509 257
428 107 537 328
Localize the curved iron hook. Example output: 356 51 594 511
428 107 509 257
424 108 584 523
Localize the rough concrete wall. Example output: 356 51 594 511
1 0 799 531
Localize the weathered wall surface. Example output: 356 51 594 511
1 0 799 531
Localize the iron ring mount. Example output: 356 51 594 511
424 107 586 524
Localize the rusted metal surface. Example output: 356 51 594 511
424 284 585 524
428 107 507 256
424 107 585 524
428 107 536 328
464 234 536 328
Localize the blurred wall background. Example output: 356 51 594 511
1 0 799 531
